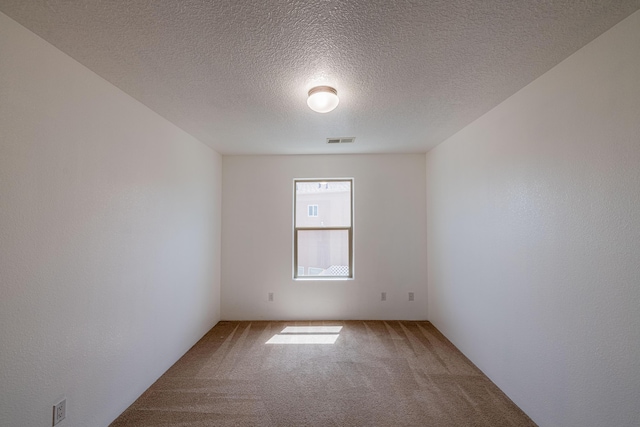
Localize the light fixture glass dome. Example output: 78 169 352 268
307 86 339 113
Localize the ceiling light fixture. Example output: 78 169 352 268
307 86 339 113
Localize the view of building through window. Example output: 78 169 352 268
294 180 353 278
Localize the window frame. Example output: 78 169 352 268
293 178 354 280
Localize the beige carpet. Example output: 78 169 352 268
111 321 536 426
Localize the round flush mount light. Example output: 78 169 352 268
307 86 339 113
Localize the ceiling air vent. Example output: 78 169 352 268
326 137 355 144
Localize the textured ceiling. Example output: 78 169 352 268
1 1 639 154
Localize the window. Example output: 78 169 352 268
294 179 353 279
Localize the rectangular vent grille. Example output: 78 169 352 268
326 137 355 144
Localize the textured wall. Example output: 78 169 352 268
222 154 427 320
427 10 640 427
0 12 221 427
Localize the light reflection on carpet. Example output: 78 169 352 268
266 325 343 344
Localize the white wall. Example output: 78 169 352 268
427 10 640 427
222 154 427 320
0 12 221 427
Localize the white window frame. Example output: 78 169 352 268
293 178 354 280
307 204 318 217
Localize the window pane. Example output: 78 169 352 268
297 229 349 276
296 181 351 227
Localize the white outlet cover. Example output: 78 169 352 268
53 399 66 426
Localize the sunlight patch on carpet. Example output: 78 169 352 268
280 326 343 334
266 325 343 344
266 334 339 344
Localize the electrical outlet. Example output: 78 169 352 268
53 399 66 426
409 292 415 302
268 292 274 302
381 292 387 301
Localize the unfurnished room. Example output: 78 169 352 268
1 1 639 426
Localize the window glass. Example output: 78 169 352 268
295 181 351 227
294 179 353 279
297 230 350 277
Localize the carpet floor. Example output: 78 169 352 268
111 321 536 426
